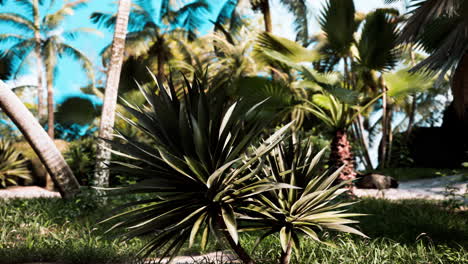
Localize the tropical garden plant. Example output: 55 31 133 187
101 74 367 263
239 137 367 264
0 138 31 187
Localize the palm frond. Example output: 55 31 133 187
357 9 400 72
280 0 309 46
62 27 103 41
254 32 320 66
0 13 35 32
318 0 357 57
44 0 89 30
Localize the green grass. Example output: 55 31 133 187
366 167 468 181
0 194 467 264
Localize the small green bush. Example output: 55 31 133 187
64 137 96 186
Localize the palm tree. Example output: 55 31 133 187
90 0 209 81
387 0 468 151
317 0 401 169
0 0 96 138
94 0 132 188
0 78 80 198
303 90 381 183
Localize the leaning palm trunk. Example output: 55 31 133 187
94 0 131 187
0 80 80 198
329 129 356 183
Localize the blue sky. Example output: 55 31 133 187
1 0 403 103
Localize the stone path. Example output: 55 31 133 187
354 174 467 203
0 186 60 199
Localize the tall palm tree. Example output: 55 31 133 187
90 0 209 81
0 0 96 138
387 0 468 151
94 0 132 188
317 0 401 169
0 78 80 198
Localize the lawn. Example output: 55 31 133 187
0 193 466 264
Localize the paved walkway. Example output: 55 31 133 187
354 174 467 202
0 186 60 199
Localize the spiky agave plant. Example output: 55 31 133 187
239 136 367 264
0 139 31 188
101 75 292 263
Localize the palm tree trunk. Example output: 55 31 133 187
94 0 131 187
452 52 468 131
379 76 388 169
405 93 417 140
354 117 373 170
33 0 46 119
329 129 356 183
0 80 80 198
156 37 165 82
46 76 54 138
263 0 272 33
385 107 394 167
35 47 46 119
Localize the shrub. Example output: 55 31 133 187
65 137 96 186
0 139 31 187
103 76 365 264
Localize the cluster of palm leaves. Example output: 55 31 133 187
0 139 31 187
102 75 365 264
0 0 96 138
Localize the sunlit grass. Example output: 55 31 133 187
0 195 466 263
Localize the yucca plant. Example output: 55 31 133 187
239 136 367 264
101 75 292 263
0 139 31 188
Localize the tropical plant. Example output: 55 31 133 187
0 139 31 187
239 137 367 264
101 74 291 263
90 0 210 81
302 89 381 183
65 137 96 186
0 80 80 198
0 0 96 138
386 0 468 154
314 0 402 169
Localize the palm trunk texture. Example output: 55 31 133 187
94 0 131 187
263 1 272 33
0 80 80 198
33 0 46 119
329 129 356 183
